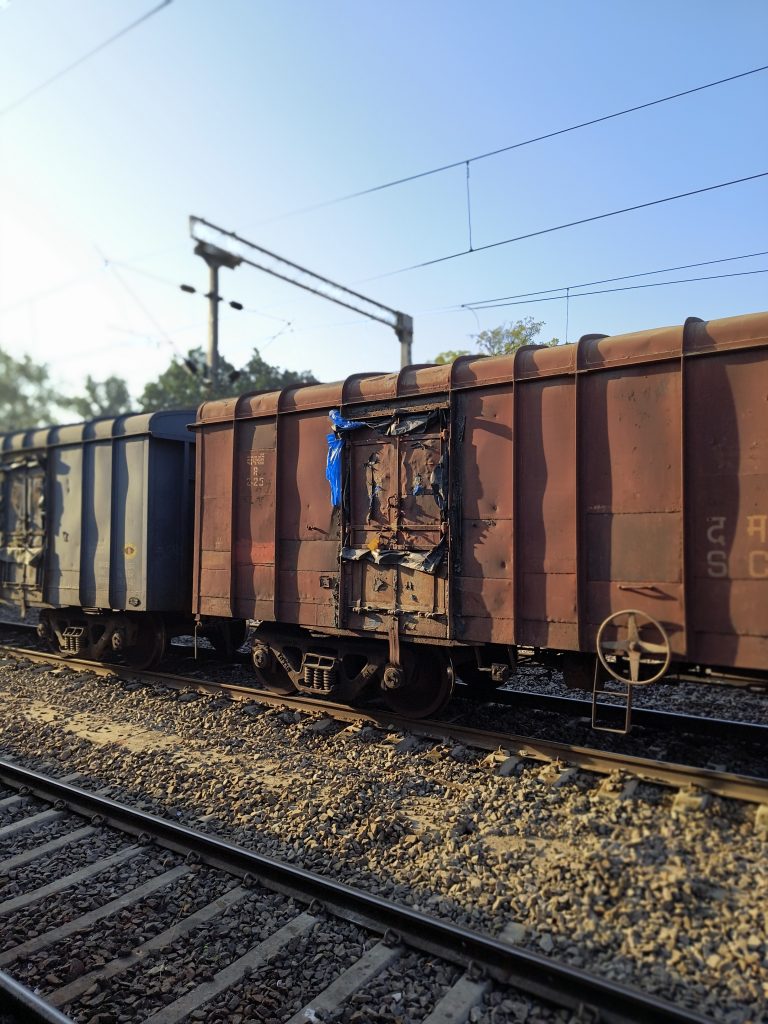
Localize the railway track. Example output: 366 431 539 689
484 687 768 744
3 627 767 745
1 642 767 811
0 758 718 1024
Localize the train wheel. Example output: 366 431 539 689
383 649 454 719
125 615 167 670
251 643 297 695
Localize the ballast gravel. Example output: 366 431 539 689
9 861 235 994
0 847 179 954
202 918 377 1023
0 825 128 901
0 808 80 845
66 886 300 1022
0 653 765 1024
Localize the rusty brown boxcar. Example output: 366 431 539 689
191 311 768 721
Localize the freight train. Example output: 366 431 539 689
1 310 766 727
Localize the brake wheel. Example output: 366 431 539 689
596 609 671 685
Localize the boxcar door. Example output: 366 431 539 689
343 417 449 640
0 456 46 608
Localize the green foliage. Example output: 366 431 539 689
475 317 560 355
0 349 58 432
0 342 318 434
433 348 471 365
432 317 560 364
138 347 317 412
60 375 132 420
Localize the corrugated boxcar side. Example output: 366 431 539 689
454 384 516 645
685 321 767 668
194 412 238 618
194 393 344 625
0 412 194 615
194 311 767 673
580 330 686 656
276 407 340 628
516 363 579 652
235 415 279 622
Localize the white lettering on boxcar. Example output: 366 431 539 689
746 515 768 578
706 517 726 546
246 451 268 489
705 516 728 578
747 514 767 544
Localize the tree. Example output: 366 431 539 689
433 349 471 365
138 347 317 412
0 349 58 432
475 317 559 355
60 375 132 420
433 316 559 364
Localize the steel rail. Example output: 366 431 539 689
485 687 768 744
1 644 767 805
0 967 74 1023
3 632 768 744
0 758 714 1024
396 719 768 805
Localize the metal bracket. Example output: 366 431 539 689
387 612 401 668
591 659 634 735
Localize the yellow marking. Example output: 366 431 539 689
747 514 767 544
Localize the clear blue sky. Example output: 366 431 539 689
1 0 767 400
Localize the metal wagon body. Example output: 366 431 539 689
199 311 767 714
0 411 195 664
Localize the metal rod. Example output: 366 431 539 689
191 215 400 317
0 967 74 1023
193 241 242 383
207 260 219 381
396 312 413 368
191 216 414 368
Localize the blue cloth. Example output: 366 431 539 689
328 408 368 431
325 433 345 507
325 410 367 506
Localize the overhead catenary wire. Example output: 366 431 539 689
101 257 180 355
277 262 768 337
104 260 295 327
462 248 768 309
360 170 768 281
209 245 768 335
456 267 768 313
0 244 189 317
0 0 173 119
260 62 768 222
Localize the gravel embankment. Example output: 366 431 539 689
0 653 765 1023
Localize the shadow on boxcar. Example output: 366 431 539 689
686 350 741 668
47 458 70 600
458 411 513 579
517 377 553 650
586 343 741 673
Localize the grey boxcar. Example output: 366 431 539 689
0 411 195 664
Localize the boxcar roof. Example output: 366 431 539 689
0 409 195 454
196 310 768 426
